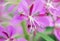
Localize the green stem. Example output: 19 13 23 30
21 21 30 41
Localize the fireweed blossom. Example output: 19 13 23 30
1 0 60 41
0 0 4 4
43 0 60 17
54 17 60 41
0 25 27 41
54 27 60 41
43 0 60 41
0 0 13 23
11 0 53 33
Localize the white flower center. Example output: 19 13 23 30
28 16 36 32
29 16 34 22
46 0 57 10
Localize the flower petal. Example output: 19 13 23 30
33 16 53 32
0 26 8 39
54 28 60 41
48 1 60 17
6 26 16 37
25 0 34 5
18 0 29 16
34 16 53 27
32 0 46 15
17 38 27 41
7 5 16 13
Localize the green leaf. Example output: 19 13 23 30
34 32 55 41
17 0 21 2
48 34 58 41
44 26 54 34
5 0 21 4
38 37 46 41
21 21 30 41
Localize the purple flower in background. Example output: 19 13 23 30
54 17 60 41
0 0 4 4
54 27 60 41
0 26 27 41
52 0 60 2
11 0 53 33
45 0 60 17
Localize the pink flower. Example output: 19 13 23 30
45 0 60 17
25 0 35 5
54 28 60 41
0 0 4 4
54 17 60 41
52 0 60 2
11 0 53 33
0 25 27 41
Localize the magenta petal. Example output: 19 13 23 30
15 25 23 34
52 0 60 2
34 16 53 27
6 26 16 37
0 39 5 41
32 0 46 15
25 0 34 5
9 18 23 34
10 14 28 26
0 0 4 4
37 26 45 32
0 26 8 39
48 1 60 17
34 16 53 32
49 7 60 17
10 15 23 26
7 5 16 12
18 0 29 15
17 38 27 41
54 28 60 41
